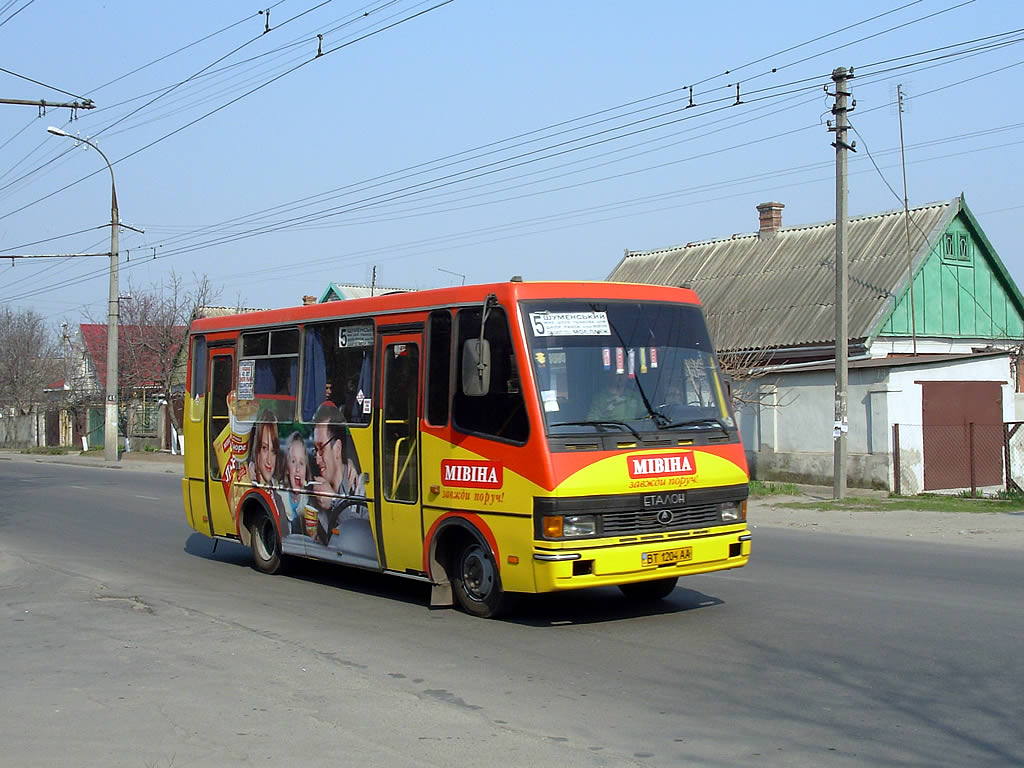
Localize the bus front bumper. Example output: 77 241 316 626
531 527 751 592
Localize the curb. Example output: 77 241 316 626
0 450 184 474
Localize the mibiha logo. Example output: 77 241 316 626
440 459 503 489
627 451 697 479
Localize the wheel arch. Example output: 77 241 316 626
237 490 275 549
425 514 500 608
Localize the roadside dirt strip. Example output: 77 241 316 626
750 496 1024 550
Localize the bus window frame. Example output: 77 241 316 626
189 334 206 423
300 318 376 427
424 309 453 428
451 304 530 446
239 326 300 423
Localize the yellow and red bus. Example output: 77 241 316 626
182 280 750 617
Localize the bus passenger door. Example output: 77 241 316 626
376 334 424 575
205 348 238 537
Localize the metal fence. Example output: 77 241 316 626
893 422 1024 495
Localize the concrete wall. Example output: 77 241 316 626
888 355 1013 494
739 366 892 489
739 355 1013 491
0 408 40 448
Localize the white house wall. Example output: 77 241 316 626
738 354 1011 491
888 355 1012 494
740 366 890 488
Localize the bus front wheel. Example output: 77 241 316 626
250 511 283 575
451 541 505 618
618 577 678 601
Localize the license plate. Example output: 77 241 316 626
641 546 692 567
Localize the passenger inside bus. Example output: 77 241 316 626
586 373 647 421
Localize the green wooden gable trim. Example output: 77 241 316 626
318 283 344 303
876 196 1024 342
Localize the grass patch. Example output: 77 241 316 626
21 446 68 455
780 494 1024 514
749 480 801 496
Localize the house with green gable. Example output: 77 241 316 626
875 198 1024 353
609 196 1024 492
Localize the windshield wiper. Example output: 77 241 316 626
548 419 643 441
658 417 732 435
594 304 668 427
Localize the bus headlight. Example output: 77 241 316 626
720 500 746 522
543 514 596 538
563 515 596 537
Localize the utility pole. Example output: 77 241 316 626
829 67 855 499
47 127 121 462
897 84 918 356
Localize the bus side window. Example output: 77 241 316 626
209 355 233 480
426 310 452 426
240 328 299 422
452 306 528 443
301 321 374 426
189 335 206 422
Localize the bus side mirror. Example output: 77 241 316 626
462 339 491 396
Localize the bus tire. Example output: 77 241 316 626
618 577 678 601
250 511 283 575
451 541 505 618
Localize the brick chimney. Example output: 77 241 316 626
756 201 784 236
302 294 317 305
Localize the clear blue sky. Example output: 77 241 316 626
0 0 1021 321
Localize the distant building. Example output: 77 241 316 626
609 195 1024 491
317 282 412 303
65 323 187 450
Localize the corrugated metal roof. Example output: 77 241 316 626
195 305 268 318
319 282 412 302
609 199 957 352
79 323 186 390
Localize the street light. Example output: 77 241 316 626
48 126 120 463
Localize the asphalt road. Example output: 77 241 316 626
1 459 1021 767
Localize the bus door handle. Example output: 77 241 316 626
392 435 408 491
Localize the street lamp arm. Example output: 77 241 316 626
46 126 121 463
47 127 116 212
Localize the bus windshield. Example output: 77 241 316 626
521 299 735 436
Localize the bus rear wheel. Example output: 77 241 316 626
451 541 505 618
250 511 283 575
618 577 678 601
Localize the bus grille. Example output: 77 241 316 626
602 504 721 535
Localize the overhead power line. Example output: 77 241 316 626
0 0 34 29
0 0 455 224
2 120 1019 305
122 25 1024 260
2 2 1015 301
0 66 91 102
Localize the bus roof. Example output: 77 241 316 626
190 280 701 334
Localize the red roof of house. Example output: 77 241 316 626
79 323 186 390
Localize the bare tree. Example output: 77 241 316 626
705 311 782 408
0 307 60 412
108 272 219 442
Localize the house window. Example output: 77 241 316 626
958 234 971 262
941 232 972 265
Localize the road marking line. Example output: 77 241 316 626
136 495 160 500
